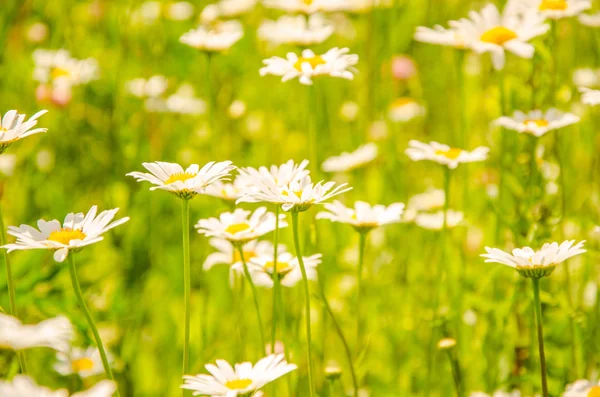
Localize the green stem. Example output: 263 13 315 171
291 212 316 397
495 68 507 243
271 207 281 351
237 245 266 353
0 203 27 373
356 231 367 347
532 278 549 397
67 255 120 397
447 350 462 397
307 85 318 176
181 199 191 385
205 52 216 135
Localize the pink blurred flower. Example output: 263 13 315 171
391 55 417 81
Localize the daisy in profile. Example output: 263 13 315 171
262 0 347 14
525 0 591 19
33 49 99 87
180 20 243 52
203 239 281 270
321 143 378 173
494 108 580 137
579 12 600 26
403 188 445 222
580 87 600 105
0 314 73 352
0 376 116 397
181 354 297 397
196 207 286 244
127 161 234 200
405 140 489 169
237 159 310 190
235 251 322 287
216 0 257 18
55 347 110 378
260 47 359 85
317 201 405 233
415 210 464 230
387 98 425 123
450 4 549 70
0 109 48 154
563 379 600 396
3 205 129 262
481 240 586 278
258 14 334 46
203 176 250 203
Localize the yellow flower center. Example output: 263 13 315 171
294 56 326 72
71 357 94 372
264 260 292 273
226 223 251 235
588 386 600 397
225 379 252 390
302 0 314 5
51 67 71 80
539 0 567 10
48 228 87 245
390 97 415 108
0 127 7 133
233 250 256 263
165 172 196 185
435 148 463 160
480 26 518 45
524 119 549 127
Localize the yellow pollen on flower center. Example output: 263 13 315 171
539 0 567 10
48 228 87 245
294 56 326 72
302 0 314 5
71 357 94 372
435 148 463 160
51 67 71 80
524 119 549 127
588 386 600 397
225 379 253 390
391 97 415 108
226 223 251 235
480 26 518 45
265 261 292 273
165 172 196 185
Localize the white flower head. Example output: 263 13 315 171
180 20 244 52
494 108 580 137
203 238 283 270
126 75 168 98
469 391 522 397
234 251 322 287
33 49 99 87
260 47 359 85
165 84 207 115
321 143 378 173
204 175 251 202
415 210 464 230
526 0 591 20
0 376 116 397
579 12 600 26
181 354 297 396
127 161 234 200
258 14 334 46
216 0 257 18
387 98 425 123
563 379 600 397
317 200 404 232
54 347 110 378
482 240 586 278
0 109 48 153
262 0 347 14
580 87 600 106
414 24 469 48
3 206 129 263
0 314 73 352
237 159 310 190
405 140 489 169
196 207 287 244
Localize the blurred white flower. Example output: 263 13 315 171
387 98 425 123
196 207 287 243
204 176 250 202
218 0 257 18
180 20 243 52
524 0 591 20
414 25 469 48
573 68 600 87
55 347 110 378
165 2 195 21
317 200 404 232
228 100 247 119
126 75 168 98
235 251 321 287
580 87 600 105
26 22 49 43
469 391 521 397
165 84 206 115
0 314 73 352
203 238 282 270
0 376 116 397
579 11 600 26
563 379 600 396
406 140 489 169
258 14 334 46
415 210 464 230
0 109 48 154
262 0 347 14
321 143 377 173
0 154 16 176
403 188 445 222
339 101 360 121
494 108 579 137
33 49 99 87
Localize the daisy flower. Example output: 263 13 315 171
451 4 549 70
563 379 600 397
164 84 207 115
196 207 287 244
526 0 591 20
580 87 600 105
3 205 129 263
0 376 116 397
317 200 405 232
260 47 359 85
405 140 489 169
217 0 257 18
321 143 378 173
579 12 600 26
415 210 464 230
494 108 580 137
126 75 168 98
387 98 425 123
180 20 244 52
0 314 73 352
414 25 469 48
237 159 310 190
203 239 282 270
234 252 322 287
0 109 48 154
481 240 586 278
33 49 99 87
181 354 297 397
403 188 445 222
127 161 234 200
262 0 347 14
203 176 250 202
54 347 110 378
258 14 334 46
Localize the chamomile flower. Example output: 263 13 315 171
405 140 489 169
579 12 600 26
563 379 600 396
260 48 359 85
180 20 244 52
164 84 207 115
237 159 310 189
126 75 168 98
0 376 116 397
414 25 469 48
481 240 586 278
0 109 48 154
127 161 234 200
258 14 334 46
580 87 600 105
317 200 405 232
216 0 257 18
54 347 109 378
33 49 99 87
196 207 287 244
526 0 591 20
494 109 580 137
415 210 464 230
203 176 250 202
387 98 425 123
181 354 297 396
403 189 445 222
3 206 129 263
451 4 549 70
234 252 322 287
321 143 378 173
262 0 347 14
203 239 282 270
0 314 73 352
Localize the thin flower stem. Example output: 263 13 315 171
495 67 507 243
356 231 367 347
291 211 316 397
532 278 549 397
67 255 120 397
271 206 281 351
205 52 216 135
308 85 318 176
0 203 27 373
181 199 191 381
446 350 463 397
237 245 266 353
